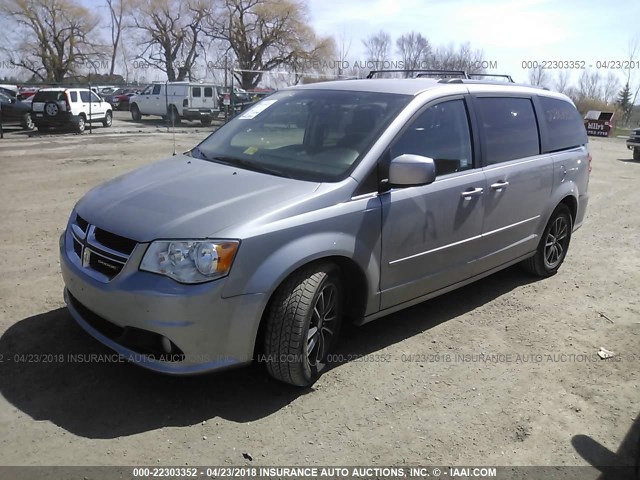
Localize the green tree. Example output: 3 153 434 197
617 82 633 125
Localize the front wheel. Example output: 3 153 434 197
521 204 572 277
634 147 640 161
264 263 343 387
200 117 212 127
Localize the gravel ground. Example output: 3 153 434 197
0 131 638 471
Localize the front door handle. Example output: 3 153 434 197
490 181 509 190
461 187 484 199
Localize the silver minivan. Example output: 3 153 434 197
60 77 590 386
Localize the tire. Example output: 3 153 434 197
521 204 572 277
167 106 181 125
102 110 112 127
44 101 59 118
75 115 86 134
634 147 640 161
264 263 343 387
22 113 35 130
200 117 212 127
130 104 141 121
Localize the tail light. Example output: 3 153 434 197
588 153 592 175
183 99 188 107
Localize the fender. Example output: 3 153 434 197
221 197 382 317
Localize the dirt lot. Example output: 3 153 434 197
0 131 638 470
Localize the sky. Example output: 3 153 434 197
2 0 639 92
307 0 640 85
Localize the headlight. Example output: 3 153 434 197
140 240 239 284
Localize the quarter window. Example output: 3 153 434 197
476 97 540 165
390 99 473 176
69 91 78 102
538 96 587 152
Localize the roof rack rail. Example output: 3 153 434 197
366 69 469 79
468 73 514 83
437 78 549 90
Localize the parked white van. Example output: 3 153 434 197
129 82 220 126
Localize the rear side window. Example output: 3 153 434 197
33 91 64 102
538 96 587 152
476 97 540 165
192 87 201 98
390 99 473 176
69 91 78 102
204 87 213 97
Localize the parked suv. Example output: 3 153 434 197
60 77 590 386
129 82 220 126
627 127 640 160
31 88 112 133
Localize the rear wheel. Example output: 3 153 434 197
22 113 35 130
167 106 181 125
75 115 86 133
521 204 572 277
200 117 212 127
130 104 141 121
102 111 112 127
264 263 343 387
634 147 640 161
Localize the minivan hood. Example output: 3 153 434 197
75 155 320 242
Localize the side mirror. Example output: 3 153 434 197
388 154 436 187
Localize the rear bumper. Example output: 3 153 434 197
32 111 76 127
182 108 218 120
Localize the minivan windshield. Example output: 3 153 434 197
191 89 411 182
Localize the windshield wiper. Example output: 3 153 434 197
211 156 294 179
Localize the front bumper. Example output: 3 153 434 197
60 227 267 375
627 139 640 150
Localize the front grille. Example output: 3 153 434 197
75 214 89 233
94 228 137 255
72 238 82 258
68 292 185 362
69 214 138 282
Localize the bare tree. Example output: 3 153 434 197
362 30 391 68
602 71 621 105
396 31 429 77
577 70 602 101
105 0 129 76
335 25 352 78
212 0 334 89
528 65 550 88
428 42 486 75
0 0 102 82
554 70 571 94
131 0 211 81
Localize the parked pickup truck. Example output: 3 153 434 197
627 127 640 160
129 82 220 126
